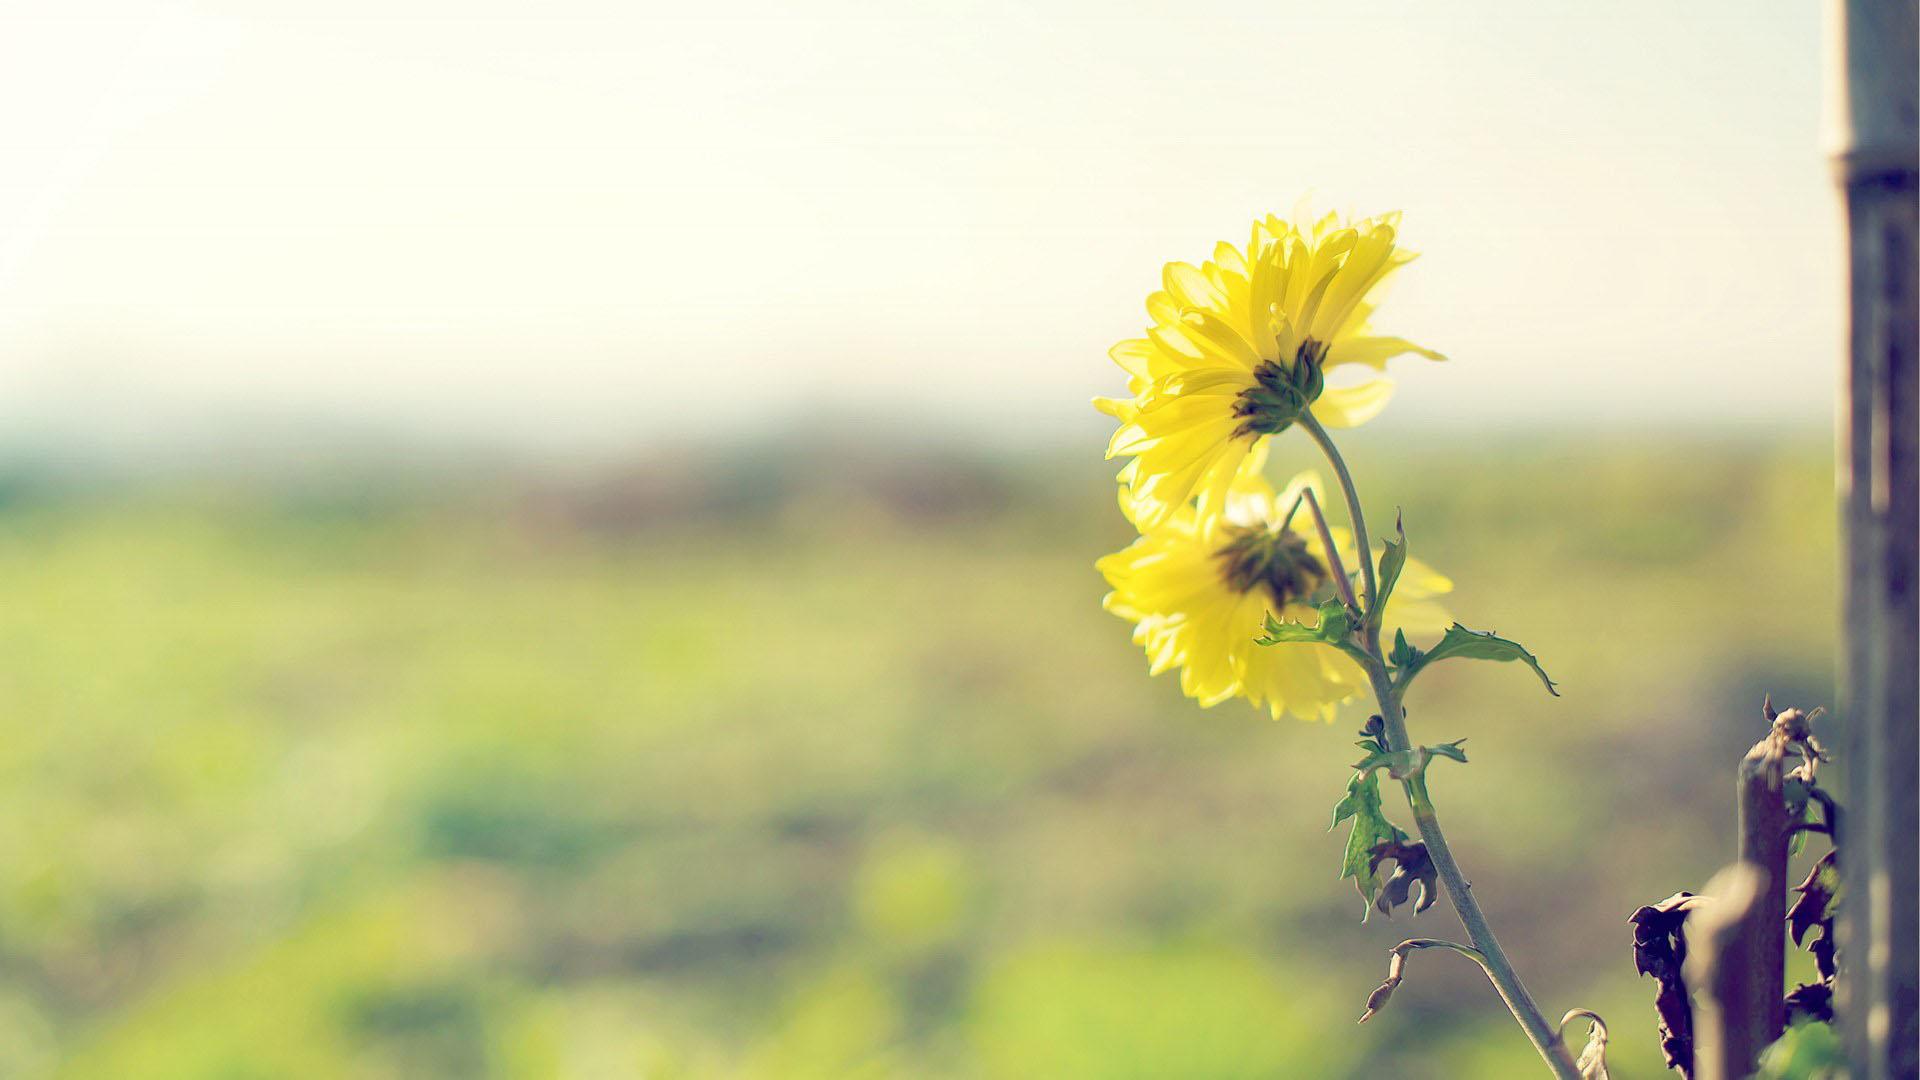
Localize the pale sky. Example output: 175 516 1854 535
0 1 1841 461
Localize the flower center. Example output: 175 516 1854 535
1232 337 1328 438
1214 524 1326 609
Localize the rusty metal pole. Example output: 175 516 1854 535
1830 2 1919 1077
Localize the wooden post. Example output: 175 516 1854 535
1687 864 1768 1080
1688 742 1794 1080
1735 748 1791 1058
1831 2 1919 1077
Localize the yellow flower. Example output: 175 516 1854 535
1097 211 1444 528
1096 455 1453 721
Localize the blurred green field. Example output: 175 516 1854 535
0 432 1838 1078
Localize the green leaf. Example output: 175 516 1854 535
1330 769 1408 916
1387 628 1422 670
1756 1020 1843 1080
1366 512 1408 632
1257 598 1350 646
1353 741 1469 780
1406 623 1560 697
1784 777 1812 857
1352 748 1412 777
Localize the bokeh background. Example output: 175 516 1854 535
0 2 1844 1077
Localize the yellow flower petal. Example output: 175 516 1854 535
1098 463 1455 724
1325 334 1446 371
1310 378 1396 429
1099 210 1442 532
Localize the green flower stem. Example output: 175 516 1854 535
1297 412 1581 1080
1278 488 1309 532
1297 487 1361 614
1297 413 1378 611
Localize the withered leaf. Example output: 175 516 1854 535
1788 851 1841 981
1787 852 1838 947
1367 839 1438 918
1572 1020 1611 1080
1784 982 1835 1025
1629 891 1705 1075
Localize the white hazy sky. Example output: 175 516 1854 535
0 0 1841 460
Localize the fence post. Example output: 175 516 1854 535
1686 864 1767 1080
1735 746 1791 1058
1830 2 1919 1077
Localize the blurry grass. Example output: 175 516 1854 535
0 431 1836 1078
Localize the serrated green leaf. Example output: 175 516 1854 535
1427 739 1470 765
1406 623 1559 697
1257 598 1350 646
1366 513 1408 632
1330 769 1408 916
1330 785 1363 828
